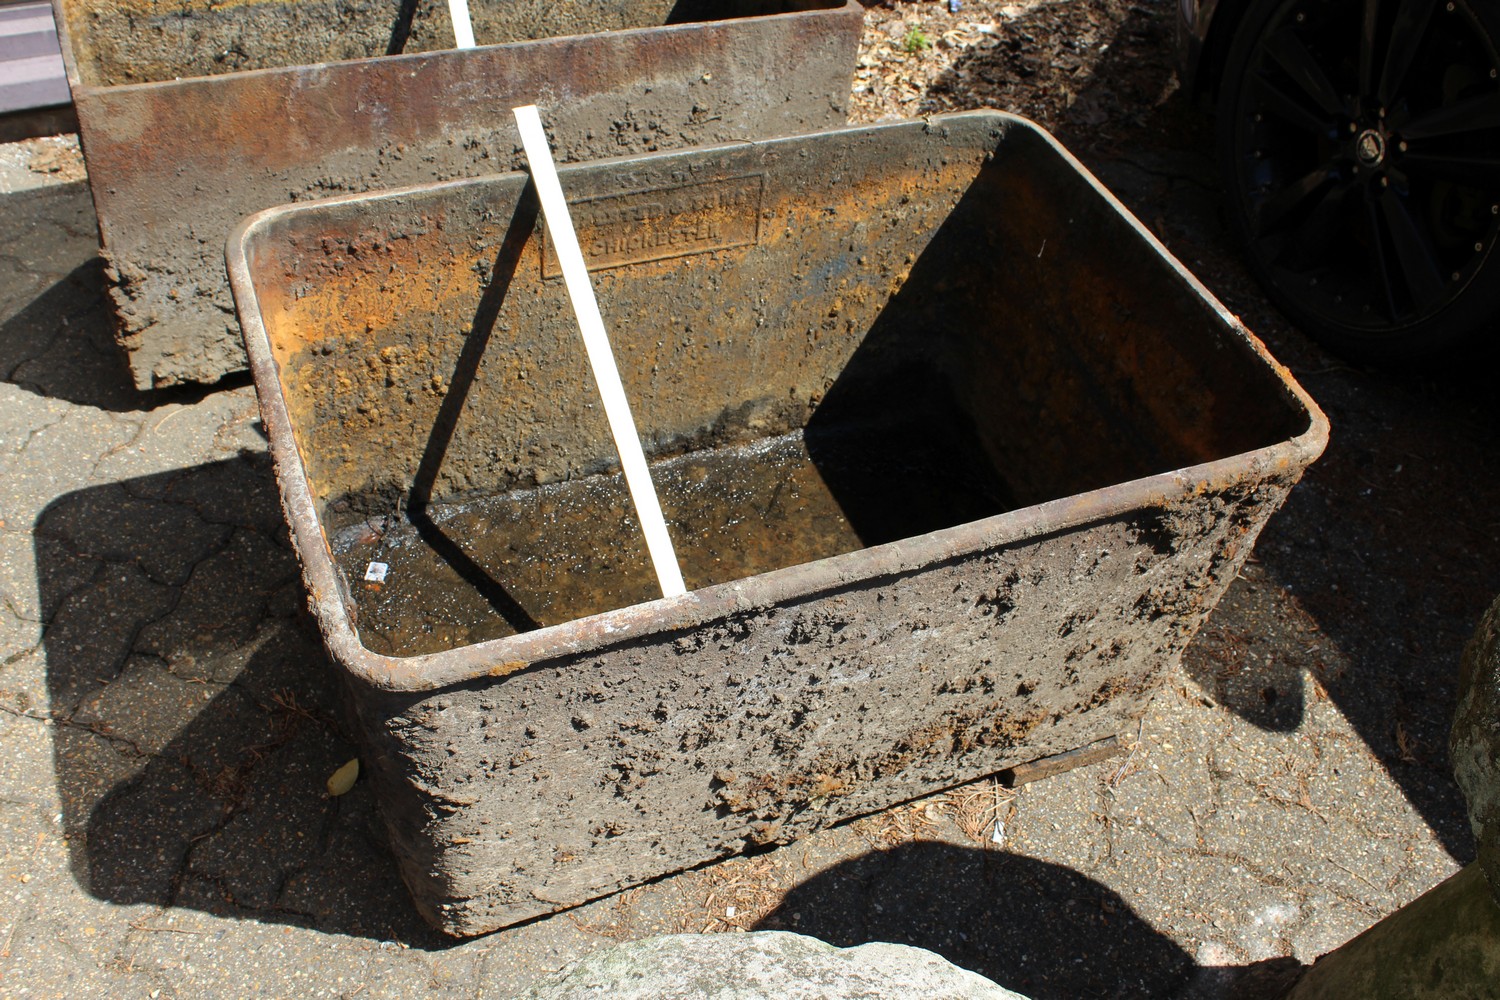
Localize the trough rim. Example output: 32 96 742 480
226 109 1331 695
49 0 865 97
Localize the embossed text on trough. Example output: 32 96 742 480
542 175 766 277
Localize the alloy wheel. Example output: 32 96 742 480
1223 0 1500 352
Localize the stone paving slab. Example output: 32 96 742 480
1 40 1495 1000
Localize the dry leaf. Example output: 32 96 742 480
327 757 360 796
1395 722 1418 763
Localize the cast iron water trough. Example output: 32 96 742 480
227 112 1328 936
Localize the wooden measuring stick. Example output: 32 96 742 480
512 105 688 599
447 0 475 48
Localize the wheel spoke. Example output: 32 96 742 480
1251 70 1337 134
1359 0 1380 97
1364 201 1401 321
1379 188 1447 308
1377 0 1436 108
1264 26 1348 118
1399 91 1500 141
1400 150 1500 188
1255 165 1334 238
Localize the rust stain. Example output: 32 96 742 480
488 660 530 677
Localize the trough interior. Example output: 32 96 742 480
241 116 1312 659
58 0 841 88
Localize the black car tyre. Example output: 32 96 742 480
1217 0 1500 363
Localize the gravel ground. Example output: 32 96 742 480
0 2 1496 997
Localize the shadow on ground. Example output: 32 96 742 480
35 455 451 947
1186 360 1500 861
755 841 1302 1000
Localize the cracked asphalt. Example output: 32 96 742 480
2 8 1498 997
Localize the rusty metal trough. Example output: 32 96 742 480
51 0 862 389
227 111 1328 936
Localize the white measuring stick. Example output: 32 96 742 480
512 105 688 599
447 0 476 48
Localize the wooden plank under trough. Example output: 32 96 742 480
999 735 1128 787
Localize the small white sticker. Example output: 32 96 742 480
364 561 389 584
991 820 1006 846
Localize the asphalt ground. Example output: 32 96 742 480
1 12 1497 998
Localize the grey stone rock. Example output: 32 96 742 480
1453 595 1500 902
1283 864 1500 1000
515 931 1029 1000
